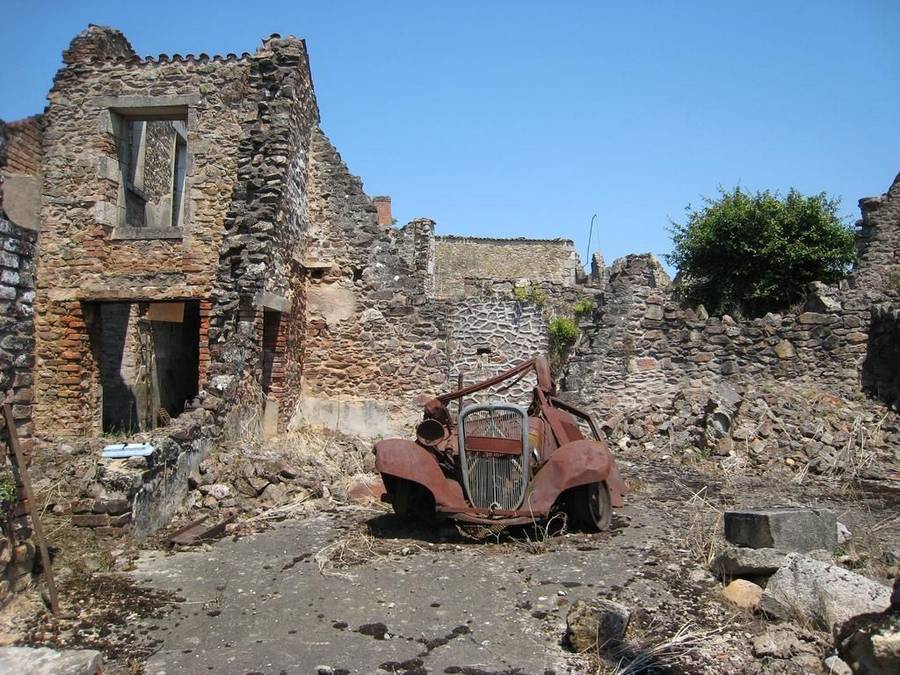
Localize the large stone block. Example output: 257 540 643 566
0 646 103 674
724 507 837 552
759 553 891 630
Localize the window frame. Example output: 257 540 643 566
94 94 199 241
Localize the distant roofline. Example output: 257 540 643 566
435 234 574 246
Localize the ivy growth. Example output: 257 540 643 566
0 467 17 509
512 283 547 308
547 316 579 370
573 295 595 318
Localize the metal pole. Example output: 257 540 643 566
585 213 597 270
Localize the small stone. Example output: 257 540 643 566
124 455 147 470
837 522 852 545
711 545 786 578
199 484 231 501
752 628 803 659
722 579 763 608
773 339 796 359
822 655 852 675
566 598 630 653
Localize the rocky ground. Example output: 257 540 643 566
2 442 897 674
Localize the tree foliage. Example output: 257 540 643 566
666 187 856 316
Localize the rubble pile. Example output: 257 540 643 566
602 378 900 478
179 428 377 518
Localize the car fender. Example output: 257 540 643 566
374 439 467 508
525 439 624 512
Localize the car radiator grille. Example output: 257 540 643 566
460 406 528 510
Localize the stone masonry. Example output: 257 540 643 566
434 236 580 299
0 116 40 602
563 174 900 475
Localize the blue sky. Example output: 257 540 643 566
1 1 898 271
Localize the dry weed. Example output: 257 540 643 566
676 482 723 567
592 620 729 674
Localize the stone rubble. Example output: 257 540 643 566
759 553 892 630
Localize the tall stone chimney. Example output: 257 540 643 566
373 195 392 226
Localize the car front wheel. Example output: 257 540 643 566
573 481 611 532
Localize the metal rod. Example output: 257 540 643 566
2 403 60 616
585 213 597 270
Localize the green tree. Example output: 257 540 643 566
666 187 856 316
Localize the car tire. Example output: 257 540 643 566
574 481 611 532
391 479 435 523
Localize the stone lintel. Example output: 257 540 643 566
93 94 201 119
111 227 183 240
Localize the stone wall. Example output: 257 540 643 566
1 122 39 601
446 298 548 408
294 132 447 433
33 26 319 438
0 218 37 454
292 132 560 435
33 26 256 436
434 236 580 299
562 174 900 474
205 34 318 438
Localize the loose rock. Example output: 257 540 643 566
566 598 630 653
759 553 891 630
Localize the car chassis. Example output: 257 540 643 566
374 357 626 531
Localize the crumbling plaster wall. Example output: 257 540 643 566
0 116 42 232
295 131 449 433
564 173 900 425
293 132 555 434
434 236 579 299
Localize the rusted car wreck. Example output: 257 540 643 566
375 357 626 531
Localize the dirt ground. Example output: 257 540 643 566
3 452 897 674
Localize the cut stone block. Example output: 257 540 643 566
724 507 837 552
711 545 786 577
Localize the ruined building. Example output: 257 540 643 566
1 26 897 547
1 26 586 448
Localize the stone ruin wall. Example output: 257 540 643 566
0 120 40 602
434 236 579 299
0 115 42 232
33 27 258 436
858 174 900 407
293 134 556 435
295 132 452 435
205 34 319 438
563 173 900 470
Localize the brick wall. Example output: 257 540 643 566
2 117 42 175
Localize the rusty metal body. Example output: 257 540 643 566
374 357 625 530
